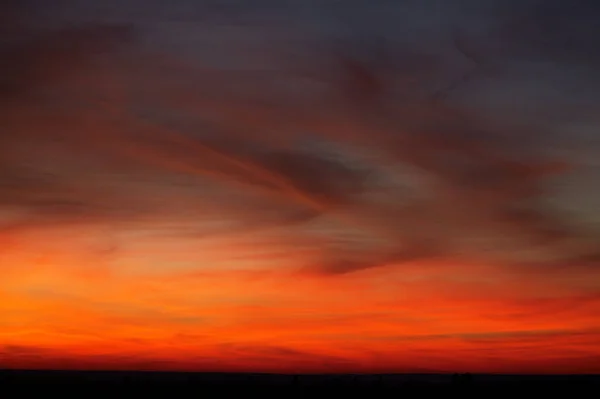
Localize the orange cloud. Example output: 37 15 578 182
1 248 599 373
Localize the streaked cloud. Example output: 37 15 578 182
0 0 598 373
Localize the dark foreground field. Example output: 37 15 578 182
1 369 599 396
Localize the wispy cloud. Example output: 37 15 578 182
0 0 599 373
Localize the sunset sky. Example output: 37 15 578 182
1 0 599 374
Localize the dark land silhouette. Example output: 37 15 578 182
1 369 599 396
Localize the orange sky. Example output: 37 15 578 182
1 0 600 375
1 223 599 373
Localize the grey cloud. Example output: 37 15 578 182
1 1 598 272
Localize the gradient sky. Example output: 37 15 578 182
1 0 599 374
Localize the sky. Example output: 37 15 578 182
1 0 599 374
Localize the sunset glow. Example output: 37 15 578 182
1 0 599 374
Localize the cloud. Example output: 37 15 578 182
2 1 600 376
0 0 597 276
0 344 195 370
0 7 139 234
